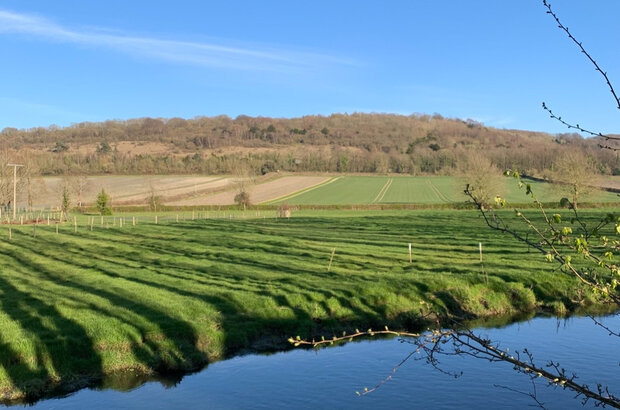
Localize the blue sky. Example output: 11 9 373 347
0 1 618 134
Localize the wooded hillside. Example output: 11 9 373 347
1 113 617 176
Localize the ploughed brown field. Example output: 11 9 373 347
33 176 232 208
31 175 329 208
168 176 330 205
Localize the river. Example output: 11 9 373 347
12 313 619 409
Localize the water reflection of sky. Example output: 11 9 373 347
18 314 619 410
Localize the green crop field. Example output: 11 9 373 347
268 176 389 205
0 208 614 401
269 175 619 205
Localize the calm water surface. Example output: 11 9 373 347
14 314 620 409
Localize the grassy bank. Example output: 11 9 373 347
0 209 615 402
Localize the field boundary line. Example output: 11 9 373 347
260 177 339 204
372 179 393 203
426 179 454 203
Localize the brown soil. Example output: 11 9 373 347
168 176 330 206
31 176 232 209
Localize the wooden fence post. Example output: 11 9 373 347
328 248 336 272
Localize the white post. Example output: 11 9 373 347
7 164 24 220
479 242 483 262
408 243 412 263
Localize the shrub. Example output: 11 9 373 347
234 191 251 209
96 189 112 215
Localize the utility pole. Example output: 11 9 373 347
7 164 23 220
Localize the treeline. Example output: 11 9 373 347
1 113 618 176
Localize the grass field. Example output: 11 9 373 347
268 176 620 205
0 208 614 401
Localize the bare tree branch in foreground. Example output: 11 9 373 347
541 1 620 151
289 325 620 407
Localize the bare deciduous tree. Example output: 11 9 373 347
550 151 598 209
462 152 505 208
69 175 89 209
232 159 255 210
18 149 46 212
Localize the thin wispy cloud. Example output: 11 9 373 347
0 9 354 72
0 97 90 126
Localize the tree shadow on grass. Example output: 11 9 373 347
0 217 555 405
36 230 389 323
0 240 208 404
0 274 102 404
0 234 383 394
37 234 393 335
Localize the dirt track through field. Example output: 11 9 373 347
426 179 454 203
372 179 393 203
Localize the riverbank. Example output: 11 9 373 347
0 210 616 403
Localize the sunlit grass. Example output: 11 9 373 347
270 175 619 205
0 209 613 401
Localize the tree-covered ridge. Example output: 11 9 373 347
1 113 617 176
